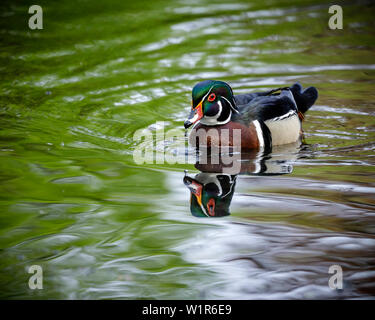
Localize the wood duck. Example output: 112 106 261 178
184 80 318 151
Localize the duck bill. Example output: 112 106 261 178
184 101 203 129
183 176 203 207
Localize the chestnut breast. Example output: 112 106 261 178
189 121 260 150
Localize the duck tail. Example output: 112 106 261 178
289 82 318 115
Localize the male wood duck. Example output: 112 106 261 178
184 80 318 151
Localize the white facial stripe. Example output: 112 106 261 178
221 96 239 114
220 175 236 198
198 85 214 107
253 120 264 148
203 99 222 120
200 100 232 126
200 109 231 125
215 100 232 125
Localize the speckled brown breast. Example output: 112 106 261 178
188 121 260 150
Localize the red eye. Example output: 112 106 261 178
207 198 215 216
207 93 216 102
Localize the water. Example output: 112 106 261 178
0 0 375 299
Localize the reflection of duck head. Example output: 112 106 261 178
183 173 236 217
184 143 301 217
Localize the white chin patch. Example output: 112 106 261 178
190 112 200 124
200 117 220 125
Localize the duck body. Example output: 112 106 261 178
184 80 318 151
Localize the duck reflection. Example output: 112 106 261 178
184 143 301 217
184 173 236 217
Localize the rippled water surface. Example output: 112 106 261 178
1 0 375 299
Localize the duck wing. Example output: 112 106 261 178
234 91 269 106
233 89 298 124
233 82 318 118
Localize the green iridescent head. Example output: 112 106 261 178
183 173 236 217
184 80 238 129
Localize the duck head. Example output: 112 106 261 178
184 80 238 129
183 173 236 217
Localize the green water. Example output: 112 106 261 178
1 0 375 299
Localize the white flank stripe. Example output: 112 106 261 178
253 120 264 148
271 110 296 122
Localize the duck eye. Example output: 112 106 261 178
207 93 216 102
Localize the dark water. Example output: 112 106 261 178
0 0 375 299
